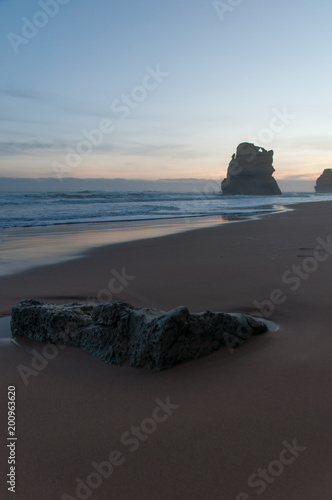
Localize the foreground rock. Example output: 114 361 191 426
315 169 332 193
221 142 282 195
11 300 267 370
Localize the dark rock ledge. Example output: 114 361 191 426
11 300 267 370
315 169 332 193
221 142 282 196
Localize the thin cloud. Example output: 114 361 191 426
120 142 205 159
0 86 108 119
0 117 59 126
290 137 332 151
0 137 204 162
0 139 120 157
0 140 62 156
1 87 43 100
282 173 319 180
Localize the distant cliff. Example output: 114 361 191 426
315 169 332 193
221 143 282 196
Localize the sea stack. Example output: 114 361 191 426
221 142 282 196
315 169 332 193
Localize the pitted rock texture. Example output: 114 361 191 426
11 300 267 370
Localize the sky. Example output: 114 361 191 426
0 0 331 190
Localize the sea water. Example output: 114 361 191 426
1 190 331 229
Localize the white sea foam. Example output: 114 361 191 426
0 190 331 229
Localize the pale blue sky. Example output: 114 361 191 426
0 0 331 188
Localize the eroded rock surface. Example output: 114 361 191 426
11 300 267 370
315 169 332 193
221 142 282 195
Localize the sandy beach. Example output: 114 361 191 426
1 201 332 499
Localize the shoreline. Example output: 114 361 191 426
0 208 290 279
1 194 330 280
1 200 332 499
0 214 253 279
1 199 332 498
0 202 298 318
0 200 331 318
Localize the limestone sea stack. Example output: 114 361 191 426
315 169 332 193
221 142 282 196
11 300 267 370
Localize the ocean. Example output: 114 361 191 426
1 191 331 230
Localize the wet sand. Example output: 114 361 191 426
1 201 332 499
0 215 239 277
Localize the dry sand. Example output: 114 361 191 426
1 201 332 499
